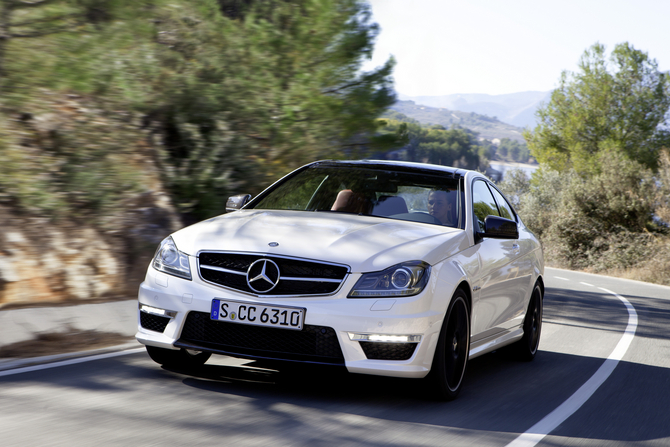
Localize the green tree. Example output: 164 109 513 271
139 0 396 217
24 0 396 218
0 0 119 77
380 119 487 170
499 151 667 271
526 42 670 174
496 138 529 162
0 0 396 220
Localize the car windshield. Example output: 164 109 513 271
250 165 462 227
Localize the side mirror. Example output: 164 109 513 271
226 194 252 212
483 215 519 239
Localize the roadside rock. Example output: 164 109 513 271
0 193 182 307
0 93 185 307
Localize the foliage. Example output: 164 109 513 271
0 0 397 221
0 95 145 226
495 168 529 208
526 42 670 175
380 118 489 170
655 150 670 226
499 151 669 272
136 0 395 218
496 138 530 163
0 0 137 79
381 109 419 125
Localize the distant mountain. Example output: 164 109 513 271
388 100 526 142
398 91 551 128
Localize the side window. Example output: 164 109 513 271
490 186 516 222
472 180 499 232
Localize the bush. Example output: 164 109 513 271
655 150 670 226
499 150 668 273
0 95 145 228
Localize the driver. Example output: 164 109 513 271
428 189 457 226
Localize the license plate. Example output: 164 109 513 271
210 299 305 330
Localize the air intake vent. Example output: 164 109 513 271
140 312 170 333
359 342 417 360
177 311 345 364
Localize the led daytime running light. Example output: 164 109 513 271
348 333 422 343
140 304 177 318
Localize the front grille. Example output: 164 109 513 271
140 312 170 333
178 311 345 364
359 342 417 360
198 252 349 296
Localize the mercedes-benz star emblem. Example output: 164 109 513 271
246 259 281 293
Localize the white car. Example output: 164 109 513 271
136 160 544 400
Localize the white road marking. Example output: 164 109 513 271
580 282 594 287
0 348 146 378
506 287 638 447
553 276 570 281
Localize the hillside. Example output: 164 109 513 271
0 0 394 307
398 91 550 128
388 100 527 142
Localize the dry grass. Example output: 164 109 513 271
546 235 670 287
592 239 670 286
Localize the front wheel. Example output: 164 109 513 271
513 283 543 361
145 346 211 368
427 289 470 401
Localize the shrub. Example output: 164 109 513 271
499 151 668 273
0 95 145 228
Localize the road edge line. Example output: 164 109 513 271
0 347 146 378
505 287 638 447
546 267 670 291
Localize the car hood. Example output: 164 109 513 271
171 210 471 272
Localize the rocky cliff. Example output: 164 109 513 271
0 190 182 307
0 189 181 306
0 92 187 307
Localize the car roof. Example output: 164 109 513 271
307 159 470 179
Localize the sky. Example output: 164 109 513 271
364 0 670 97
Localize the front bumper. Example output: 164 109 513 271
136 268 445 379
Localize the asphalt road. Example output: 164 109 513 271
1 267 669 446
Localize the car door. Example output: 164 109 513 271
488 184 535 322
470 180 528 342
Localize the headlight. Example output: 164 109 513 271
152 236 192 280
348 261 430 298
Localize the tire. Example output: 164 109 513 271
513 283 543 361
428 289 470 401
145 346 211 368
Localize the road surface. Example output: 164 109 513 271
1 268 669 446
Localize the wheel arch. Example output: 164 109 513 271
456 280 473 318
535 275 545 300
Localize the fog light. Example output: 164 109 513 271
348 333 421 343
139 304 177 318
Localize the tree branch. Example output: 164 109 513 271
322 79 366 95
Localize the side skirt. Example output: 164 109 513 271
469 326 524 360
